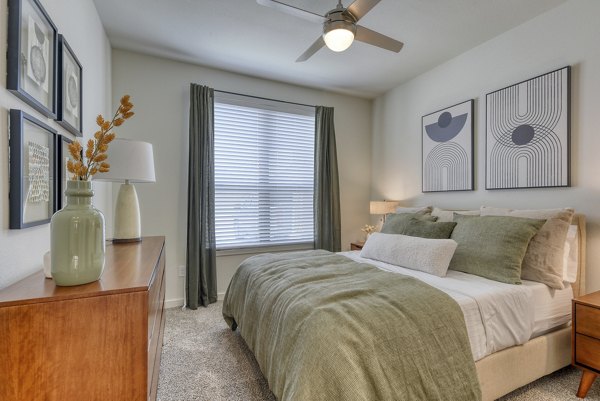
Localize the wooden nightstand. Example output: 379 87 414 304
350 242 364 251
573 291 600 398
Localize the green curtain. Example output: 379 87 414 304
186 84 217 309
314 106 341 252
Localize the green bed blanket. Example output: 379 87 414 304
222 250 481 401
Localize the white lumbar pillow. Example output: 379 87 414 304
360 232 458 277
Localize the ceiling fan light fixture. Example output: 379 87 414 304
323 20 356 52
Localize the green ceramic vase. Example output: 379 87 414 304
51 180 106 286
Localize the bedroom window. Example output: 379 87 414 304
213 92 315 250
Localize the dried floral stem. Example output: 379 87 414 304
67 95 134 181
361 224 377 235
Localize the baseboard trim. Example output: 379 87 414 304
165 293 226 309
165 298 184 309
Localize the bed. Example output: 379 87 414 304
222 212 586 401
475 214 586 400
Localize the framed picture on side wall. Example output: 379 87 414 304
9 109 57 229
422 99 474 192
7 0 58 118
486 66 571 189
57 35 83 136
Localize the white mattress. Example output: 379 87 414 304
339 251 573 361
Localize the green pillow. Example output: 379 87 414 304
380 213 437 235
395 216 457 239
449 214 545 284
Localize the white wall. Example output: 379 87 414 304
111 49 372 306
0 0 112 289
372 0 600 292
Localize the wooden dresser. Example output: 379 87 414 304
573 290 600 398
0 236 166 401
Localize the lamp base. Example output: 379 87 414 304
113 182 142 242
112 237 142 244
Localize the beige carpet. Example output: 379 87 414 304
157 302 600 401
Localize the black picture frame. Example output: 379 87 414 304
485 66 571 190
57 35 83 136
56 135 73 210
421 99 475 192
9 109 57 229
7 0 58 118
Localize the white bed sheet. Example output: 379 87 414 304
339 251 572 361
526 280 573 337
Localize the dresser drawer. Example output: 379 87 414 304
148 249 166 341
576 304 600 338
575 334 600 372
147 248 166 399
148 266 166 397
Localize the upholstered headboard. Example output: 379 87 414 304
572 213 587 298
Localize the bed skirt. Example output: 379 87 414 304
476 326 571 401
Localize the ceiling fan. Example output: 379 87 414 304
256 0 404 62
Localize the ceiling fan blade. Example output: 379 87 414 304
256 0 327 24
355 25 404 53
296 36 326 62
345 0 380 21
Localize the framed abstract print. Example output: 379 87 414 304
486 66 570 189
57 35 83 136
7 0 58 118
422 99 474 192
9 110 57 229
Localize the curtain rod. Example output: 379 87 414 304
214 89 316 109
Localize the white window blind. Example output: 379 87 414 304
214 92 315 250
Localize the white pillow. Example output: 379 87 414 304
359 232 457 277
563 225 579 283
431 207 480 222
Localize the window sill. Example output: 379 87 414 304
216 242 314 257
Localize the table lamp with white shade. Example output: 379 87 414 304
94 138 156 243
370 200 400 223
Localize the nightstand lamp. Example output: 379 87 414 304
95 139 156 243
370 200 400 222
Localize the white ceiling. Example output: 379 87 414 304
93 0 566 98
